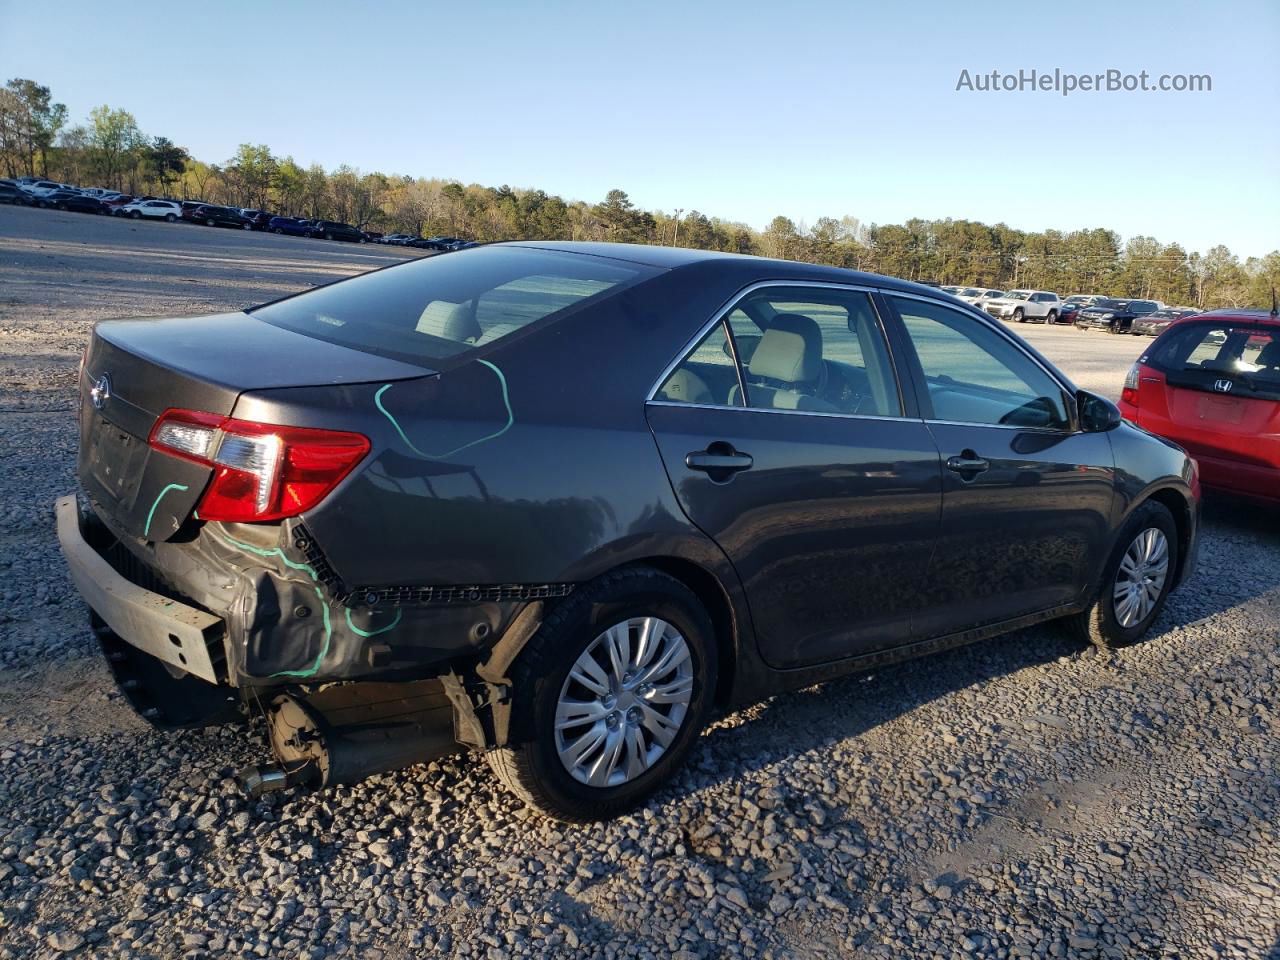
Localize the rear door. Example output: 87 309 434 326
1137 321 1280 498
646 283 942 669
883 294 1117 637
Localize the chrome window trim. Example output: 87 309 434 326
644 279 905 416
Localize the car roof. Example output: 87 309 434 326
498 240 948 298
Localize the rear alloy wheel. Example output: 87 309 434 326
164 213 176 222
1068 500 1178 648
1013 307 1025 322
274 227 284 234
131 210 142 219
206 218 216 226
1045 310 1058 324
325 232 334 240
488 567 717 822
242 223 252 230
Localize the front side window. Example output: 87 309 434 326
891 296 1070 429
254 246 653 367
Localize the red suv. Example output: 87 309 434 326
1120 308 1280 504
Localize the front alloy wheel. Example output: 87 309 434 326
555 617 693 787
1069 500 1178 648
1112 529 1169 628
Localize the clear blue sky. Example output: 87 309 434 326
3 0 1277 256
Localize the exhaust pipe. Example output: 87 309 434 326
241 679 461 795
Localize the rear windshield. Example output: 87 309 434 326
1149 322 1280 398
252 246 654 366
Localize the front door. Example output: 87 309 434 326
646 285 942 669
884 294 1117 637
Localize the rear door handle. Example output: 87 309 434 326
686 443 753 482
686 451 754 472
945 453 989 476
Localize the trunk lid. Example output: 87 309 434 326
78 312 426 542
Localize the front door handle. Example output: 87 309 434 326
686 442 753 482
945 452 990 477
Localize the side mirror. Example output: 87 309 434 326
1077 390 1122 432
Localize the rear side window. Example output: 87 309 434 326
253 247 654 366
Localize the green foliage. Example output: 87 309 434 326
9 76 1277 310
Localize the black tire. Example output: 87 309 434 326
130 210 141 219
487 566 719 822
1013 307 1025 322
1045 310 1058 325
205 218 216 226
165 213 176 222
274 227 283 234
1067 500 1178 649
324 232 334 240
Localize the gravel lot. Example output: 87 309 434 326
1 204 1277 959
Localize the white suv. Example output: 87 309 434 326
119 200 182 222
981 289 1062 324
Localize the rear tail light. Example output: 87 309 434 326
148 409 370 522
1121 362 1141 407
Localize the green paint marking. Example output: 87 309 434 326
205 525 330 678
344 607 402 637
144 483 189 539
375 359 514 460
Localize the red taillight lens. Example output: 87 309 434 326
148 409 370 522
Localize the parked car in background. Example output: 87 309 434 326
105 195 137 211
19 180 65 200
956 288 1006 307
192 205 253 229
378 234 417 245
0 182 26 204
1130 307 1201 337
363 230 384 241
982 289 1062 323
310 219 365 242
1121 308 1279 504
1074 298 1162 334
119 199 182 221
267 216 315 236
1059 295 1109 325
44 191 109 214
239 209 274 230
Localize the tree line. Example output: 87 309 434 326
2 77 1276 310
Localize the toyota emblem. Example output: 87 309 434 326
90 373 112 410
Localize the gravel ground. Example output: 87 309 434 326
1 205 1278 960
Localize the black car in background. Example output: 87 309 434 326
192 205 254 229
57 242 1199 821
44 191 109 214
1130 307 1201 337
240 209 274 230
311 219 365 242
1074 298 1162 333
1 181 29 204
267 216 315 236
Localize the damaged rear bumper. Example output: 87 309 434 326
55 494 223 683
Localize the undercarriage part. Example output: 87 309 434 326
94 613 242 730
253 679 460 790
